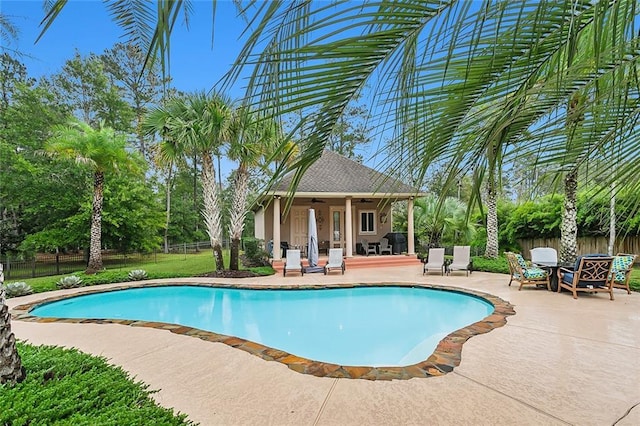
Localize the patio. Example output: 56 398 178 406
7 266 640 425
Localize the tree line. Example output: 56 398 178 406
0 47 281 272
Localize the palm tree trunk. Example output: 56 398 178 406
0 264 26 385
608 182 616 255
560 168 578 263
484 176 499 259
201 153 224 271
86 171 104 273
163 165 174 254
428 231 442 248
229 167 250 270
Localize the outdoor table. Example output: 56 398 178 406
533 261 573 292
369 241 380 254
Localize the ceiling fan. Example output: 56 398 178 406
358 198 374 203
311 198 326 203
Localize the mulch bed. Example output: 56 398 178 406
200 270 261 278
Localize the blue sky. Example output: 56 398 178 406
3 0 253 178
3 1 390 176
2 0 246 96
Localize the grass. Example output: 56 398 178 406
6 251 275 294
629 268 640 292
0 343 194 425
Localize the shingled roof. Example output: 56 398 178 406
273 150 419 197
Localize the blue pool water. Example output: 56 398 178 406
31 286 493 367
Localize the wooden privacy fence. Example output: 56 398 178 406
517 236 640 261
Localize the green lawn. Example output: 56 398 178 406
629 267 640 292
7 251 274 294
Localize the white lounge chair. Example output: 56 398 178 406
423 248 445 275
379 238 393 255
448 245 471 276
284 249 304 276
324 248 345 275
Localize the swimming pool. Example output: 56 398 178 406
30 285 494 368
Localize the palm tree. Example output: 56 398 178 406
0 11 25 386
39 1 640 247
0 264 25 385
145 92 232 271
413 195 476 248
45 120 133 273
226 108 280 270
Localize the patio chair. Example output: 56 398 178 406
324 248 345 275
284 249 304 277
505 252 550 291
447 245 472 276
530 247 558 266
379 238 393 255
361 239 377 256
611 253 637 294
423 248 445 275
557 255 614 300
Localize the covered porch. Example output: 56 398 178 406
253 150 423 261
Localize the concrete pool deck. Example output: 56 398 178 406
7 267 640 425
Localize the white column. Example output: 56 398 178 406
273 196 282 260
345 197 353 257
407 197 415 255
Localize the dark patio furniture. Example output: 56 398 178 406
557 255 614 300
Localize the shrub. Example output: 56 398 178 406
127 269 148 281
4 282 34 298
241 238 270 267
470 255 511 274
0 343 193 425
56 275 84 289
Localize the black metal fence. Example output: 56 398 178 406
0 240 233 280
0 252 151 280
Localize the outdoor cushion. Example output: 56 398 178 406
515 254 528 268
561 272 590 287
522 267 547 280
561 272 575 285
573 253 609 272
561 271 608 288
612 255 634 282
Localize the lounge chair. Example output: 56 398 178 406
423 248 445 275
611 253 637 294
379 238 392 255
324 248 345 275
361 239 377 256
557 255 614 300
447 245 472 276
283 249 304 276
530 247 558 266
505 252 550 291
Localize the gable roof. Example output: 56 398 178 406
272 150 420 197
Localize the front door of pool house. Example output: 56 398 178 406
330 207 346 254
290 206 308 256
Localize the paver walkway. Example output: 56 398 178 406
8 267 640 425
